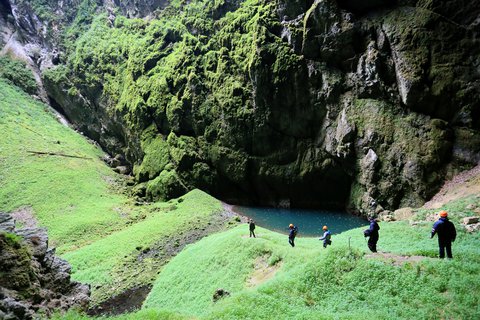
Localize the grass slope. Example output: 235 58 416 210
64 189 223 302
0 80 227 305
0 79 129 253
141 216 480 320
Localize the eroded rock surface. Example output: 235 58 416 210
0 213 90 319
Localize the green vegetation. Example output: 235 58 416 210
0 231 23 248
0 80 227 305
54 205 480 320
43 0 305 200
63 189 223 302
0 79 131 252
0 56 37 94
142 218 479 319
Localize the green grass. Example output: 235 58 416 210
64 189 223 302
0 80 226 305
48 200 480 320
140 218 480 320
0 79 130 253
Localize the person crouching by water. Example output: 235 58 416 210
364 216 380 252
248 219 256 238
288 223 298 247
431 210 456 259
319 225 332 248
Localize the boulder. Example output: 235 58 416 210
113 165 130 175
0 212 15 232
463 216 479 225
0 214 90 318
16 228 48 259
213 288 230 302
465 223 480 233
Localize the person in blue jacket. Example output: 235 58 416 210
319 225 332 248
288 223 297 247
431 210 457 259
364 217 380 252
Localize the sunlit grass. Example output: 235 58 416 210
0 81 226 305
0 79 129 253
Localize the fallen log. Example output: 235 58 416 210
27 150 92 160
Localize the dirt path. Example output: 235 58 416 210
364 252 429 266
424 164 480 209
10 206 37 228
247 254 282 288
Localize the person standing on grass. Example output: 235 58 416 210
248 219 256 238
364 216 380 252
288 223 298 247
431 210 457 259
319 225 332 248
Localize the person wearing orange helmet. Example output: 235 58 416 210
431 210 457 259
319 225 332 248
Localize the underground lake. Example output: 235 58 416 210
233 206 367 237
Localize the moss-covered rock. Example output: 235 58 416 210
146 169 188 202
13 0 479 213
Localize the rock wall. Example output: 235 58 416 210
0 213 90 319
2 0 480 214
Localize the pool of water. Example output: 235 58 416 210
233 206 367 237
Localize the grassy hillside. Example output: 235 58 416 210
0 78 129 253
0 80 228 304
142 213 480 320
59 195 480 320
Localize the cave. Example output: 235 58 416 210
0 0 13 20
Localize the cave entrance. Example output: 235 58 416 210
233 206 366 237
0 0 13 20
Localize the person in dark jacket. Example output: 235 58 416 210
364 217 380 252
288 223 297 247
248 219 256 238
319 225 332 248
431 210 457 259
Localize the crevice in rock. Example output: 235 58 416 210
0 0 13 20
337 0 398 16
47 95 72 123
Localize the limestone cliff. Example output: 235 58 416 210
1 0 479 214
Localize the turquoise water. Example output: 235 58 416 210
234 206 367 237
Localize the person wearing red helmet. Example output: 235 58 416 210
431 210 457 259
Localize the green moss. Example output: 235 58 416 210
146 170 188 201
0 56 37 94
0 231 23 249
134 128 171 182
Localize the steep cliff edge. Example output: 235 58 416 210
2 0 479 214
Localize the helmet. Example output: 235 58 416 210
289 224 294 228
439 210 448 218
322 226 328 230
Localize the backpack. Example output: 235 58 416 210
293 226 298 236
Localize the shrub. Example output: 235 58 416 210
0 56 37 94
